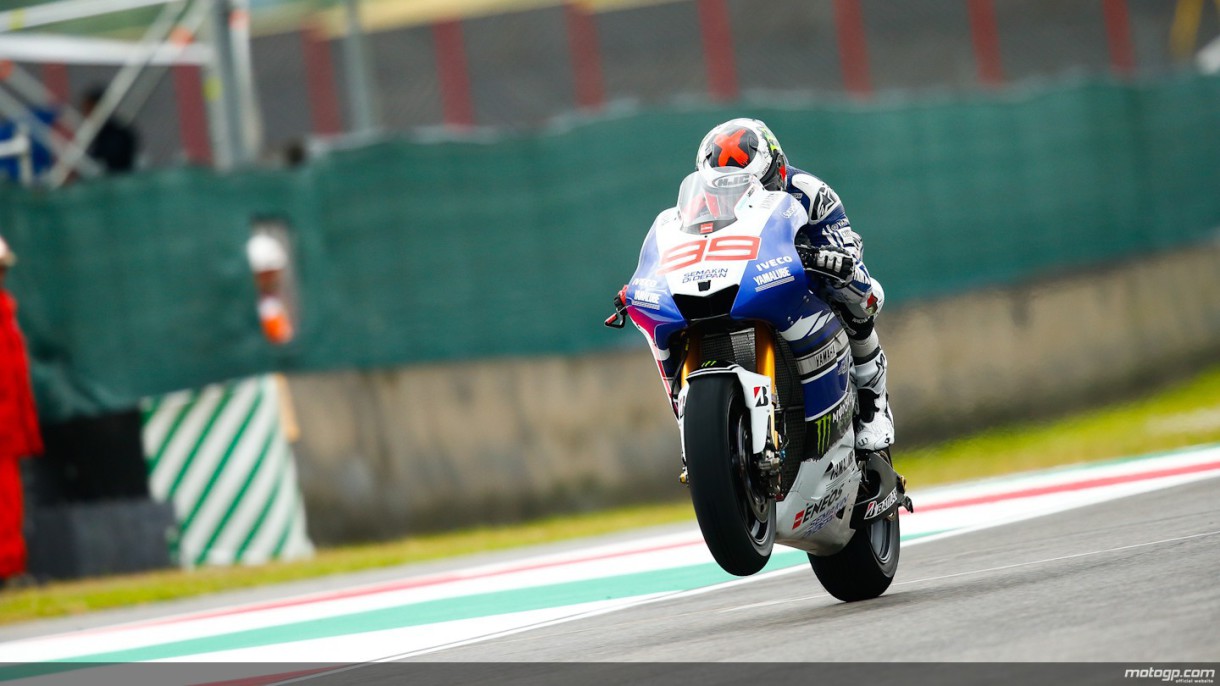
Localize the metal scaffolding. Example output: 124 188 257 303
0 0 264 186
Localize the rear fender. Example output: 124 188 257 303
681 363 773 455
850 450 902 528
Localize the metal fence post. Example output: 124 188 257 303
206 0 245 168
341 0 379 136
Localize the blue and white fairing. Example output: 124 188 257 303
625 171 852 426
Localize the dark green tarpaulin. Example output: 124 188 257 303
4 74 1219 422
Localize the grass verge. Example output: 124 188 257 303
2 365 1219 625
897 366 1220 485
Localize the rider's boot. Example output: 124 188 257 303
851 346 894 452
847 325 908 509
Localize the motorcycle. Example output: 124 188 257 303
606 168 911 601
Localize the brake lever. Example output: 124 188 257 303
605 290 628 329
604 307 627 328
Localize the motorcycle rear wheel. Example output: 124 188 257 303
807 460 900 601
684 375 775 576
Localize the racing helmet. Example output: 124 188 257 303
695 118 788 192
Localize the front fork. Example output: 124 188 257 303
751 324 784 495
677 325 784 496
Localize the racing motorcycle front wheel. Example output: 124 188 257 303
684 375 775 576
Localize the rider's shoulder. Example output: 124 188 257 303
785 166 830 195
785 167 842 222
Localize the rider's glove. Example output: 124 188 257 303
798 246 856 287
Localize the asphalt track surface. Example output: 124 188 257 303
401 477 1220 663
1 462 1217 686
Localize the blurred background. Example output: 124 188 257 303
0 0 1218 580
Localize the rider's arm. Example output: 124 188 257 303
790 173 876 300
790 172 862 260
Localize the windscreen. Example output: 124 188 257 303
676 169 755 233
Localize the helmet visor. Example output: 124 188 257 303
676 169 754 232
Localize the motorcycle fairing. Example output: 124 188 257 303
626 187 851 428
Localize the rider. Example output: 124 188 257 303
693 118 894 451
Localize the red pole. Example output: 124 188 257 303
172 64 213 165
832 0 872 97
433 19 474 128
42 63 73 155
1102 0 1136 77
967 0 1005 87
697 0 738 101
42 63 70 105
300 24 344 135
564 2 605 110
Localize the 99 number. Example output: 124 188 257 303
657 235 761 275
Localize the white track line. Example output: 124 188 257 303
715 529 1220 614
888 529 1220 589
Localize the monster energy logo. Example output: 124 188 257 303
812 414 833 455
810 397 853 456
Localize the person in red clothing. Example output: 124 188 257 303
0 235 42 584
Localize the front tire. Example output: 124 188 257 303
684 376 775 576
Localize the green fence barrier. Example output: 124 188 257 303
4 74 1220 423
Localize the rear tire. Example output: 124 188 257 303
684 376 775 576
808 497 900 601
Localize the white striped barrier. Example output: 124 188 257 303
141 375 313 568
